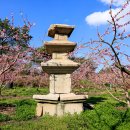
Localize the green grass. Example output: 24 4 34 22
1 87 49 97
2 105 130 130
0 99 36 122
0 113 11 122
0 87 130 130
14 99 36 121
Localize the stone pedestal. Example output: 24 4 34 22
33 24 88 116
33 93 88 116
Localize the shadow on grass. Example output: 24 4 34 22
116 102 127 107
83 96 107 110
86 96 107 104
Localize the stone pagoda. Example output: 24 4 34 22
33 24 88 116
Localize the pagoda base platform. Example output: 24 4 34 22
33 93 88 116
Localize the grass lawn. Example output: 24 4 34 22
0 86 130 130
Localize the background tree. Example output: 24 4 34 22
0 17 32 95
82 0 130 107
71 57 97 88
13 46 51 88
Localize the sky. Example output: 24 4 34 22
0 0 130 57
0 0 113 47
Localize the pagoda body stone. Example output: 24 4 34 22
33 24 88 116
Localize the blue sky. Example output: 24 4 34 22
0 0 130 61
0 0 110 48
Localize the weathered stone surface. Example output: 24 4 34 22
36 103 43 117
33 24 88 117
33 93 88 102
42 103 57 116
54 34 68 40
35 102 85 116
48 24 75 38
41 59 80 74
33 93 59 100
42 59 80 67
57 103 64 116
44 24 76 54
50 74 71 94
64 103 83 114
52 53 68 60
44 41 76 54
60 93 88 101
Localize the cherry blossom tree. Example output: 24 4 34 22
0 17 33 95
82 0 130 107
71 57 97 88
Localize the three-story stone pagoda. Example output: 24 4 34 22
33 24 88 116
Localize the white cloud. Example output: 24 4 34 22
99 0 126 7
85 0 130 31
85 8 120 26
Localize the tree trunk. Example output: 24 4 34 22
125 90 130 108
0 84 2 96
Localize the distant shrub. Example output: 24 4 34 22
14 75 49 88
72 79 99 89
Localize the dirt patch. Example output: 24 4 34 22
0 95 31 99
0 104 15 115
116 106 127 110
